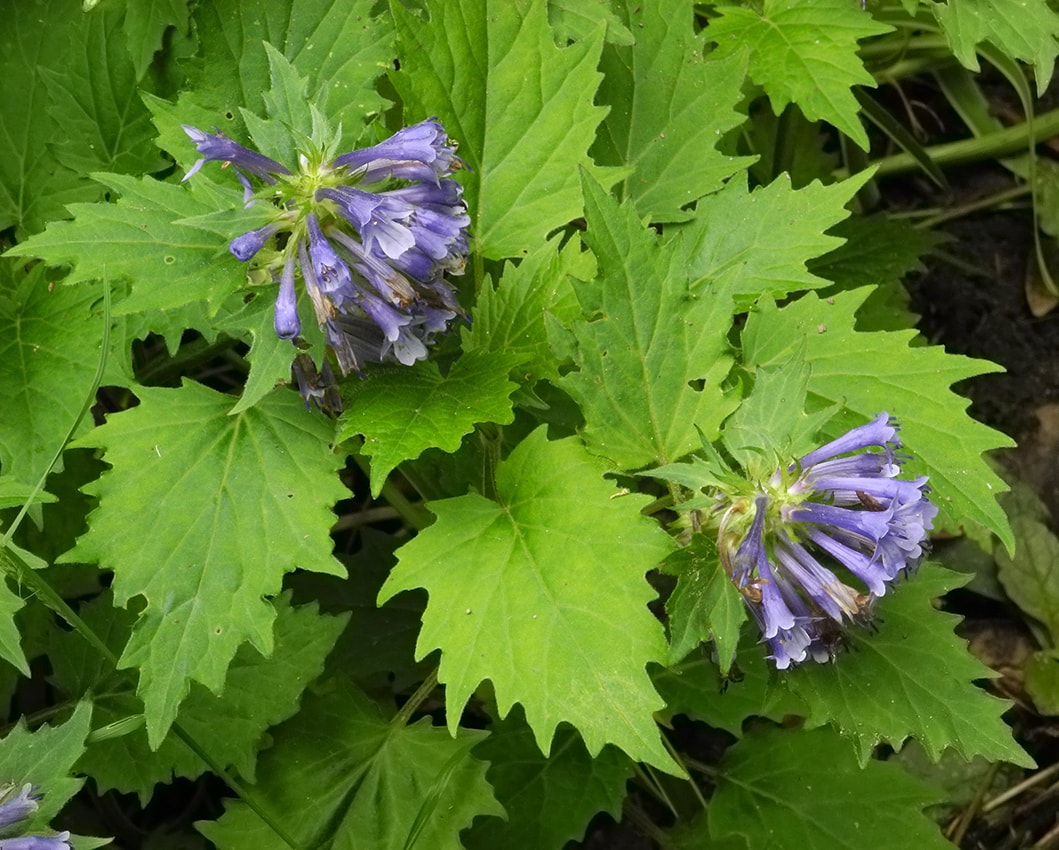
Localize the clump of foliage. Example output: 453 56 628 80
1 0 1056 847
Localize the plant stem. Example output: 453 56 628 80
838 107 1059 180
393 669 439 728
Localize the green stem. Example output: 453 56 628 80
350 454 433 531
916 184 1030 229
839 106 1059 180
392 669 439 728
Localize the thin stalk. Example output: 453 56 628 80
392 669 439 728
837 106 1059 180
916 184 1031 229
350 454 433 531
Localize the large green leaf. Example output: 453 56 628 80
933 0 1059 95
164 0 392 148
120 0 192 81
38 5 164 177
62 382 347 746
703 726 953 850
462 236 584 384
198 678 503 850
338 351 520 498
705 0 891 150
51 592 347 800
741 289 1013 550
662 541 745 669
0 261 105 486
390 0 609 259
0 0 161 236
559 176 737 469
7 174 254 316
464 707 635 850
379 427 681 773
593 0 753 221
787 565 1032 767
681 171 873 310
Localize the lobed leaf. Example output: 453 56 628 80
933 0 1059 95
681 171 873 310
560 175 737 470
593 0 754 221
198 678 503 850
51 592 347 800
0 699 92 827
706 0 891 150
741 288 1014 551
390 0 609 259
465 707 635 850
338 351 520 498
787 565 1032 767
7 174 254 316
379 427 682 773
0 261 106 486
703 726 953 850
63 382 347 746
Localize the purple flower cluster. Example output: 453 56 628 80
0 783 70 849
724 413 937 669
182 119 470 384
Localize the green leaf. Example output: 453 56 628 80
462 236 584 384
38 6 164 177
722 346 815 467
653 646 807 738
0 699 92 828
0 478 57 510
808 215 940 293
933 0 1059 95
787 565 1032 767
390 0 609 259
593 0 753 221
120 0 192 81
175 0 392 142
464 707 635 850
0 261 106 486
0 0 157 235
379 427 681 773
7 174 251 316
682 171 874 310
215 291 299 416
662 541 746 669
995 480 1059 645
52 592 347 800
63 382 347 746
198 678 503 850
1025 651 1059 715
548 0 635 46
338 351 520 498
705 0 891 150
705 726 953 850
559 176 737 469
0 576 28 677
741 288 1014 551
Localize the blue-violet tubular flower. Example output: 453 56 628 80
181 118 469 406
0 783 71 849
720 413 937 669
